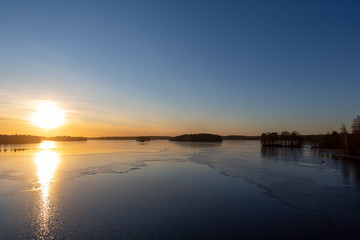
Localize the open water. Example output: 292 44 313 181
0 140 359 239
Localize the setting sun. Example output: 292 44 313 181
31 102 65 129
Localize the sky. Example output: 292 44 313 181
0 0 359 137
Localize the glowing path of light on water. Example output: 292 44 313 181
34 141 60 238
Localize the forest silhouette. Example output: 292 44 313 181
260 115 360 158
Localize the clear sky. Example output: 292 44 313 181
0 0 359 137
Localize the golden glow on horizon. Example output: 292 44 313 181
31 102 65 129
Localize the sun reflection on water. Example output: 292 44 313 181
35 141 60 238
39 141 56 150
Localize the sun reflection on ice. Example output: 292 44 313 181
36 150 59 199
35 142 60 238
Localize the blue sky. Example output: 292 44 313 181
0 0 359 136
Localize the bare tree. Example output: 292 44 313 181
351 115 360 134
341 123 349 155
280 131 290 146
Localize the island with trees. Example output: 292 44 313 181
169 133 223 142
261 131 303 147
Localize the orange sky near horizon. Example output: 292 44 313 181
0 98 226 137
0 117 235 137
0 93 352 137
0 103 346 138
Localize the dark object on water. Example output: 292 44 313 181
169 133 223 142
136 136 151 142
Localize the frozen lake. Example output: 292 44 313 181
0 140 359 239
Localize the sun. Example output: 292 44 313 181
31 102 65 129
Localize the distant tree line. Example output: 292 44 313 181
261 131 303 148
307 115 360 157
136 136 151 142
89 136 170 140
91 135 261 141
0 134 41 144
0 134 88 144
42 136 87 141
223 135 260 140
